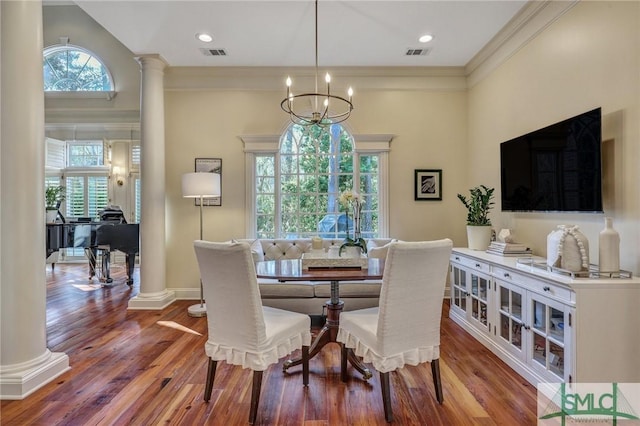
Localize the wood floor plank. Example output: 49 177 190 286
0 264 537 425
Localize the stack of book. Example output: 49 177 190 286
486 242 532 257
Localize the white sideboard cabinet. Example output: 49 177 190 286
449 248 640 387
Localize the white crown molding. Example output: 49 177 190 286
45 122 140 141
45 108 140 124
165 66 467 92
45 122 140 131
466 0 579 87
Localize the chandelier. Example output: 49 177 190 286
281 0 353 126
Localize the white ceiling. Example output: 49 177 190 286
72 0 528 68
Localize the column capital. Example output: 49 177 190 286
135 54 168 71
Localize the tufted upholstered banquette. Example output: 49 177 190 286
233 238 395 315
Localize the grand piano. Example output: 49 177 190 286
46 207 139 285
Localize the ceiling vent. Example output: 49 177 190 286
200 48 227 56
405 48 430 56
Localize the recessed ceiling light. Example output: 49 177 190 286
196 33 213 43
419 34 434 43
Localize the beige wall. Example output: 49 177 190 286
164 86 468 289
467 1 640 273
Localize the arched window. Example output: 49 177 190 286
43 44 115 97
244 124 391 239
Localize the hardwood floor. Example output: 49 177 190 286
1 264 537 425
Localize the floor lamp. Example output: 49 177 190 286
182 172 221 317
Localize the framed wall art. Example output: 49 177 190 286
414 169 442 201
195 157 222 206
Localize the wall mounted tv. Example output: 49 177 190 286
500 107 603 212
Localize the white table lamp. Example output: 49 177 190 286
182 172 221 317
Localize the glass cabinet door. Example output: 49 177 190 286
450 264 466 312
530 295 566 380
497 281 524 354
469 272 489 330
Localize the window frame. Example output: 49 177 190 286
43 44 116 100
241 133 392 239
63 172 110 221
66 140 108 169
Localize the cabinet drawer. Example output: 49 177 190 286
493 266 574 304
450 254 490 275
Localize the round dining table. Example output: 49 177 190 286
256 258 385 380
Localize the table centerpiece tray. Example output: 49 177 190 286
301 251 368 270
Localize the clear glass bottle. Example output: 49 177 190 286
599 217 620 273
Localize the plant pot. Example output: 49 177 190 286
46 209 58 223
466 225 492 251
341 246 362 259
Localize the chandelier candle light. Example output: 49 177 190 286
281 0 353 126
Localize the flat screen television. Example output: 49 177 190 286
500 107 603 212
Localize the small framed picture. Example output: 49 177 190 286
415 169 442 201
195 158 222 206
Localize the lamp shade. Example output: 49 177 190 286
182 172 221 198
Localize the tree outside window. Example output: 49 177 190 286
255 123 379 239
43 45 114 92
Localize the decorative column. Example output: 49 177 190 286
128 55 175 309
0 0 69 399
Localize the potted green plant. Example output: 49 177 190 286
457 185 495 250
45 185 65 223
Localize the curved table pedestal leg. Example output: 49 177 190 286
346 347 373 380
283 298 371 380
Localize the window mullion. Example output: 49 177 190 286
275 153 282 238
353 154 361 191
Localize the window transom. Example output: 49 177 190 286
43 45 114 92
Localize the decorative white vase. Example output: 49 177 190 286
546 225 589 272
466 225 492 251
598 217 620 273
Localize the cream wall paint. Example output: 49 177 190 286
164 87 468 290
347 90 468 241
467 1 640 273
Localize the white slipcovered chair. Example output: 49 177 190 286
193 240 312 425
337 239 453 422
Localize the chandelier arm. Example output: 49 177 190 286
281 93 353 126
281 0 353 126
319 101 329 124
